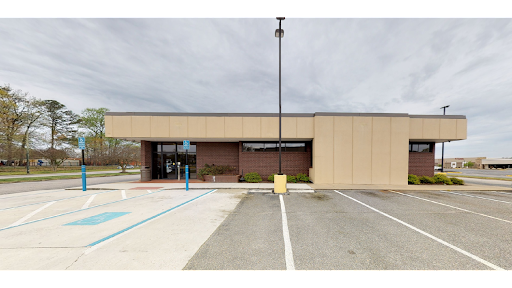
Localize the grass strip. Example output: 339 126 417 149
0 168 129 176
0 172 140 184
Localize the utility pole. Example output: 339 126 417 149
440 105 449 172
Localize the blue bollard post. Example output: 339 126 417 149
186 165 189 191
81 165 87 191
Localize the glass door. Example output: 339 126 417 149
162 153 177 179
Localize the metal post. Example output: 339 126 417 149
278 18 282 175
440 105 449 173
81 149 86 191
186 165 189 191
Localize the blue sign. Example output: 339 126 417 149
183 140 190 150
78 137 86 150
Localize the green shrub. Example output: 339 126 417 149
245 172 262 183
408 174 420 185
197 164 237 180
450 177 464 185
433 174 453 185
287 175 297 183
419 176 435 184
268 173 277 182
296 173 309 182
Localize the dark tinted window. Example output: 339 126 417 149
409 143 432 152
242 142 306 152
285 143 306 152
243 143 265 152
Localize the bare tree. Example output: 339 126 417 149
111 141 140 173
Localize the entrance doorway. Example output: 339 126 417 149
152 142 196 180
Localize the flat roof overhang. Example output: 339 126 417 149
105 112 467 143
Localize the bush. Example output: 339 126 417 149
419 176 435 184
197 164 237 180
450 177 465 185
268 173 277 182
433 174 453 185
296 173 309 182
245 172 262 183
287 175 297 183
408 174 420 185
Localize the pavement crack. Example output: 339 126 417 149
65 249 87 270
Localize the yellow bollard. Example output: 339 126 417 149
274 174 287 193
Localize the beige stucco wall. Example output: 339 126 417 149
106 114 465 185
106 115 315 140
409 117 466 141
312 116 410 185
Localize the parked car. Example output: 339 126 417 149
434 166 442 170
117 165 135 169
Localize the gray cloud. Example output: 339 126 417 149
1 18 512 157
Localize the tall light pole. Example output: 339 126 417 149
276 17 285 175
440 105 449 172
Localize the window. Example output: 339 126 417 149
242 142 306 152
243 143 265 152
285 142 306 152
409 143 433 152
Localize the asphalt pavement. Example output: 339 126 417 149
2 179 512 271
0 174 140 195
0 169 140 179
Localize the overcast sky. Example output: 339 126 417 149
1 17 511 158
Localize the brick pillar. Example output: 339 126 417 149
141 141 152 168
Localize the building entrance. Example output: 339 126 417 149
152 142 196 180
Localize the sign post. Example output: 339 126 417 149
183 140 190 191
186 165 189 191
78 137 86 191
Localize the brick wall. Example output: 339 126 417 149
239 142 311 179
408 145 435 177
194 142 312 179
196 142 240 172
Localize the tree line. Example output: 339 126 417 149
0 84 139 171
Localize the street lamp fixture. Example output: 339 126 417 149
273 17 288 194
276 17 284 175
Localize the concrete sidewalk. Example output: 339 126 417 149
67 179 512 192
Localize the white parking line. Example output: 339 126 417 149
147 190 152 194
121 190 126 199
334 190 504 270
390 191 512 224
279 195 295 270
81 194 97 209
438 191 512 204
8 201 57 228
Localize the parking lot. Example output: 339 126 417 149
1 186 511 270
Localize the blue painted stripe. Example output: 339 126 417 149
0 188 167 232
87 189 216 247
64 212 131 225
0 189 118 211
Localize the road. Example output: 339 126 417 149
0 174 140 196
441 168 512 187
0 169 140 179
444 168 512 179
